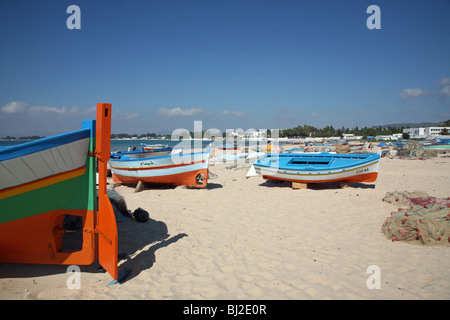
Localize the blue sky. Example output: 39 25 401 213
0 0 449 136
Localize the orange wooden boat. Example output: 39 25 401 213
0 103 119 280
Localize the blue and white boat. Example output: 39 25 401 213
111 147 173 159
141 143 170 151
252 152 381 184
109 148 211 188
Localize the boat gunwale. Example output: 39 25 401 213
0 128 91 162
254 159 380 177
111 148 173 159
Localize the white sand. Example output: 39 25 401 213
1 153 449 300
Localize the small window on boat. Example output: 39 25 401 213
288 159 331 166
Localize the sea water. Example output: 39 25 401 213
109 139 212 152
0 139 213 152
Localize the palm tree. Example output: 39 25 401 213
440 128 449 135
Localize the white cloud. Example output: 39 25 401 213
439 78 450 87
85 105 97 114
120 112 139 120
29 105 78 114
1 101 28 114
111 109 141 121
399 78 450 100
1 101 95 115
398 88 428 99
439 78 450 98
222 110 247 117
311 113 320 118
441 86 450 96
158 107 205 117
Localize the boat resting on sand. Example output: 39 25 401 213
141 143 170 151
0 103 119 280
112 147 173 159
109 149 211 188
252 152 380 184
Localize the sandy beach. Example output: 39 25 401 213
1 150 449 300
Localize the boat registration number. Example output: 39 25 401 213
356 167 369 174
140 161 154 166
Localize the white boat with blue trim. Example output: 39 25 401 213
109 148 211 188
252 152 381 184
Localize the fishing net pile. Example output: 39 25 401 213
382 191 450 246
395 141 437 158
303 145 336 152
334 144 351 153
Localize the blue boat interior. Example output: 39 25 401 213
288 159 331 166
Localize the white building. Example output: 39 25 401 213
426 127 450 137
246 131 267 139
374 134 401 141
342 133 363 140
403 127 450 139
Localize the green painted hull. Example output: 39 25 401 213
0 166 95 224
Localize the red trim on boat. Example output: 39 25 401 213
262 172 378 184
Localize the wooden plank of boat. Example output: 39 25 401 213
253 152 380 184
292 181 308 189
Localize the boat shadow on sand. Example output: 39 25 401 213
109 217 188 284
259 180 376 190
0 215 187 284
118 181 224 191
